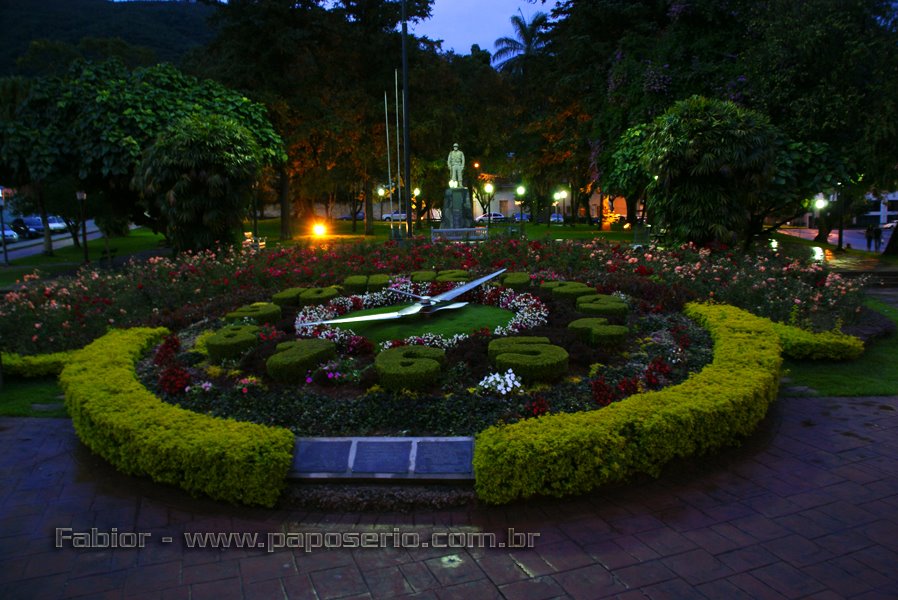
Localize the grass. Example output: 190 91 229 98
0 377 67 417
783 298 898 396
330 303 514 344
0 228 167 288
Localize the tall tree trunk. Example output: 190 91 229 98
278 165 290 241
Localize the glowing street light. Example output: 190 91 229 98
312 223 327 237
515 185 526 237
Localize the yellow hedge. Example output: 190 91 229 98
771 322 864 360
2 351 75 377
473 303 783 504
59 328 295 507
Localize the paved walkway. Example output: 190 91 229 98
2 390 897 599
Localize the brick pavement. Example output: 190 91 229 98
2 391 897 599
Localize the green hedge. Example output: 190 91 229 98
375 346 445 390
436 269 469 282
411 270 436 283
2 351 75 377
488 336 569 383
473 303 782 504
501 272 531 290
224 302 282 325
271 287 308 308
576 294 629 318
300 287 341 306
540 280 595 299
568 318 629 346
267 339 337 383
771 322 864 360
206 324 260 363
59 328 294 507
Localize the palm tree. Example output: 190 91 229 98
492 10 549 76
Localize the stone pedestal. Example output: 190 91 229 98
441 187 473 229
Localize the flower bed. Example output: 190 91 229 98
1 239 865 356
472 303 783 504
60 327 294 507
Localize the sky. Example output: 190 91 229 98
411 0 558 56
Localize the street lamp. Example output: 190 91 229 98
76 191 88 264
516 185 526 237
0 186 8 266
484 182 495 226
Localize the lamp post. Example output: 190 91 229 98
835 183 844 251
516 185 526 238
76 191 88 264
0 187 8 266
484 182 494 226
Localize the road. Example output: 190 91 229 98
778 227 893 253
0 221 104 263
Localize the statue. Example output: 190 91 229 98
447 143 465 185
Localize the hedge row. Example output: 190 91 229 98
2 351 74 377
472 303 783 504
771 322 864 360
59 328 295 507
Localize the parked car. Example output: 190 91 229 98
336 211 364 220
883 221 897 229
549 213 564 223
512 212 531 222
475 212 506 223
382 212 407 221
47 215 67 232
2 225 19 243
11 216 43 238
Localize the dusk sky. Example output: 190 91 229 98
411 0 559 56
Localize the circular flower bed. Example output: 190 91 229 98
138 276 714 437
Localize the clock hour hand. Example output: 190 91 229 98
429 268 507 304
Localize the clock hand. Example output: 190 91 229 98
428 268 507 304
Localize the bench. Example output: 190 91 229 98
431 228 489 242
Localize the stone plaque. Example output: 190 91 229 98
414 440 474 475
353 441 412 474
294 439 352 473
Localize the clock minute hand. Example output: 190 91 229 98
429 268 507 304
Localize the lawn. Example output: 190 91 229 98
783 298 898 396
0 377 67 417
0 228 167 288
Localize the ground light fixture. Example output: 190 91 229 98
312 223 327 237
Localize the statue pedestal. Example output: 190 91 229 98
441 187 473 230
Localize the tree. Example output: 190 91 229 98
0 60 285 252
641 96 781 246
133 113 264 252
492 10 550 76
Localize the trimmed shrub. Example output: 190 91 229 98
501 272 531 290
488 336 569 383
473 303 782 504
271 287 308 308
206 325 260 363
342 275 369 295
771 322 864 360
436 269 469 282
224 302 282 325
300 287 340 306
568 318 629 346
576 294 629 318
367 274 392 292
411 270 437 283
542 281 595 300
59 328 294 507
2 351 75 377
266 339 338 383
375 346 445 390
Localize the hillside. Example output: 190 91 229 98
0 0 218 75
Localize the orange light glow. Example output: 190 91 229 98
312 223 326 236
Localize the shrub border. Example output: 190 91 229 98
59 328 295 507
472 303 784 504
